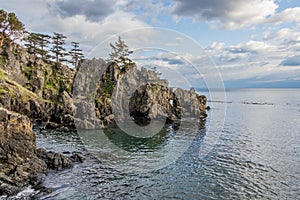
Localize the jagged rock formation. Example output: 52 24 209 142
73 59 207 129
0 108 46 195
116 66 207 124
0 41 207 195
0 42 207 130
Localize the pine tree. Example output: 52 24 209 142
108 36 134 70
50 32 68 64
0 9 25 47
69 41 84 69
25 32 51 61
24 32 40 57
36 33 51 60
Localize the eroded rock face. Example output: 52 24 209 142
173 88 207 119
73 60 207 128
0 43 76 129
0 42 207 130
0 107 47 196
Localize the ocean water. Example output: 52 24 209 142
9 88 300 199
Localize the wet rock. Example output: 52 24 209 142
37 148 73 171
70 152 85 163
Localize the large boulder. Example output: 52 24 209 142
0 107 47 196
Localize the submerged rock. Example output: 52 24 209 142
37 148 73 171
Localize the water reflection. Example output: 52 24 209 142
77 119 206 173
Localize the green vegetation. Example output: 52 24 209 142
101 74 115 96
0 88 7 94
151 85 157 91
50 32 68 64
42 68 72 95
25 33 51 61
0 54 6 66
44 79 57 92
23 66 32 80
0 68 38 102
0 69 5 79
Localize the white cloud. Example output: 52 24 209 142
266 7 300 25
264 28 300 44
1 0 154 58
53 11 153 57
171 0 278 29
230 40 277 54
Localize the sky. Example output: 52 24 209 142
1 0 300 88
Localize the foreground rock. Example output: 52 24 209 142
0 108 47 195
0 108 81 196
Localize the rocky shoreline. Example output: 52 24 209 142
0 42 207 196
0 108 84 196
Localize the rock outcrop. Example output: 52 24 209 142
0 108 47 195
0 42 207 130
0 43 75 129
0 40 207 196
73 59 207 129
0 108 81 196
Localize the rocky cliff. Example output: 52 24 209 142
0 42 207 129
73 59 207 129
0 43 75 129
0 43 81 196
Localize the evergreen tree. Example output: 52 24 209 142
25 32 51 61
50 32 68 64
0 9 26 47
36 33 51 60
24 32 40 57
69 41 84 69
108 36 134 69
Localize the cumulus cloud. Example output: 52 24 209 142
200 35 300 86
263 28 300 46
49 0 115 22
229 40 277 54
171 0 278 29
45 11 154 58
266 7 300 25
